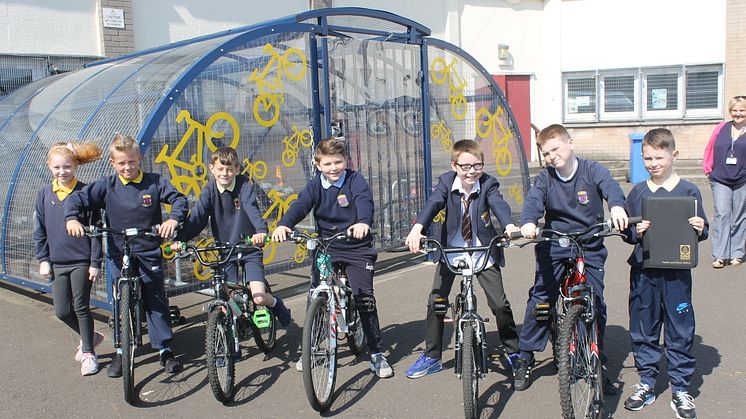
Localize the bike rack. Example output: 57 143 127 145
0 7 529 311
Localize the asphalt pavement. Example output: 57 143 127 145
1 183 745 418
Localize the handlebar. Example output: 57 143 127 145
288 229 352 251
170 237 263 268
508 216 642 247
85 225 161 239
418 234 508 276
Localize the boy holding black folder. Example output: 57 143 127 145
622 128 708 419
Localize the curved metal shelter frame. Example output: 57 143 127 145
0 7 529 308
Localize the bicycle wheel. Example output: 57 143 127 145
346 307 365 355
462 323 479 419
558 304 604 419
302 295 337 412
119 281 136 405
252 308 276 353
206 308 235 403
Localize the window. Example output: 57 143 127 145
563 64 722 123
564 75 595 122
600 74 636 120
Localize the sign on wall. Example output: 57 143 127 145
102 7 125 29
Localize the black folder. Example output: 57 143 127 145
642 196 698 269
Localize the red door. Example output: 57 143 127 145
493 75 531 159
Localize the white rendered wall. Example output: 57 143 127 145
0 0 101 55
132 0 307 50
560 0 726 70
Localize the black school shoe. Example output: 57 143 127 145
159 350 182 373
107 353 123 378
513 356 534 391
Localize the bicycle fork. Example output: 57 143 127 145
112 277 143 349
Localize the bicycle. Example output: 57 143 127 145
288 230 366 412
171 238 276 403
511 216 641 419
418 234 512 419
86 225 162 405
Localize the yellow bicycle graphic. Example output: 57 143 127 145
431 120 453 153
430 57 467 121
281 125 313 167
249 43 308 128
193 236 221 281
508 183 524 205
241 158 268 182
155 110 240 198
475 107 513 177
293 229 318 264
261 189 298 264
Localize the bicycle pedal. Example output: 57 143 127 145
533 302 551 321
252 308 272 328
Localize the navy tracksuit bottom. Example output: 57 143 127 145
313 245 383 354
629 267 695 393
110 247 173 350
518 247 608 358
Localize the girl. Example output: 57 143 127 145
33 141 104 376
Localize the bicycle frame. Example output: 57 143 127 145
293 230 355 337
88 226 160 350
420 235 508 378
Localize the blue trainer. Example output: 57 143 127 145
405 353 442 379
505 352 520 371
272 297 292 327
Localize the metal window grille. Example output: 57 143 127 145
603 75 634 113
566 77 596 115
0 54 101 98
686 70 719 110
646 73 679 111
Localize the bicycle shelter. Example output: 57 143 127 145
0 7 529 309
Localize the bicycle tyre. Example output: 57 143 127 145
302 295 337 412
557 304 604 419
206 308 236 403
252 308 277 353
120 280 136 405
462 323 479 419
346 307 365 355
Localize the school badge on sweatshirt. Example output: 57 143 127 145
233 198 241 210
142 194 153 207
576 191 589 205
337 194 349 207
481 211 491 226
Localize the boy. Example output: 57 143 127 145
622 128 707 419
403 139 521 380
65 134 188 376
516 124 628 391
271 137 393 378
176 147 290 326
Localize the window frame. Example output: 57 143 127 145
562 64 723 124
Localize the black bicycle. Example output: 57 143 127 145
172 238 276 403
87 225 161 405
419 234 511 419
288 230 366 412
512 216 640 419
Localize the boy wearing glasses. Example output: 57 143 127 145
515 124 628 391
404 139 521 380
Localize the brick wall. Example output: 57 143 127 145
568 124 717 161
100 0 134 58
725 0 746 106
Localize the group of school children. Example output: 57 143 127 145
35 124 704 418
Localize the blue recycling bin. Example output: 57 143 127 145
628 133 647 183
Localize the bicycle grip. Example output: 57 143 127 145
627 216 643 224
508 231 524 240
